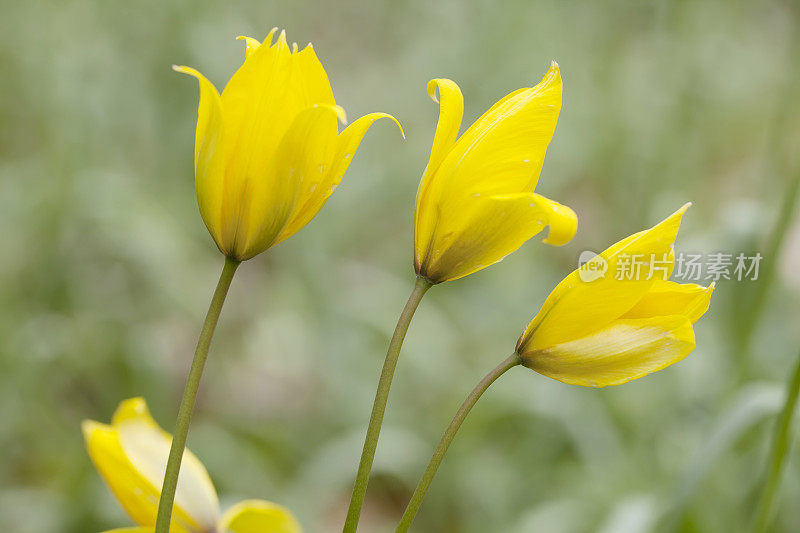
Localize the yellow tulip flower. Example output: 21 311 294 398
174 29 402 261
413 61 577 283
83 398 302 533
396 205 716 529
516 203 714 387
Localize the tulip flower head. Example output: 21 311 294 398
83 398 301 533
516 203 714 387
414 62 577 284
175 29 403 261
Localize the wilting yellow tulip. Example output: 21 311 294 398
413 61 577 284
175 29 402 261
83 398 302 533
516 203 714 387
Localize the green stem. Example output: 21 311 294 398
396 353 522 532
752 348 800 533
154 256 240 533
343 276 433 532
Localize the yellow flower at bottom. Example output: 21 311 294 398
413 62 577 283
175 29 403 261
515 204 714 387
83 398 301 533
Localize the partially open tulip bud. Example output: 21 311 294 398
175 29 403 261
516 204 713 387
83 398 302 533
413 62 577 284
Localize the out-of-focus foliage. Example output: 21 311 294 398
1 1 799 532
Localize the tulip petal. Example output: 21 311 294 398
414 79 464 265
172 65 226 250
237 105 341 258
111 398 220 530
82 417 205 532
419 192 577 283
276 111 403 244
218 30 292 248
519 204 689 351
423 78 464 179
83 420 166 529
523 315 695 387
494 192 578 246
291 44 336 109
437 61 561 198
623 280 714 323
221 30 335 177
218 500 302 533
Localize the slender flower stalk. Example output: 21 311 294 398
343 277 432 532
396 354 521 532
752 349 800 533
155 257 239 533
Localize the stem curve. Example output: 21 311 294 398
396 352 522 532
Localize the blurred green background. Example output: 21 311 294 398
2 0 800 531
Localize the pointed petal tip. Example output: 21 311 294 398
380 113 405 139
657 202 692 225
669 202 692 222
343 112 403 139
541 60 562 85
172 65 201 79
81 419 103 439
120 396 146 409
112 397 149 425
